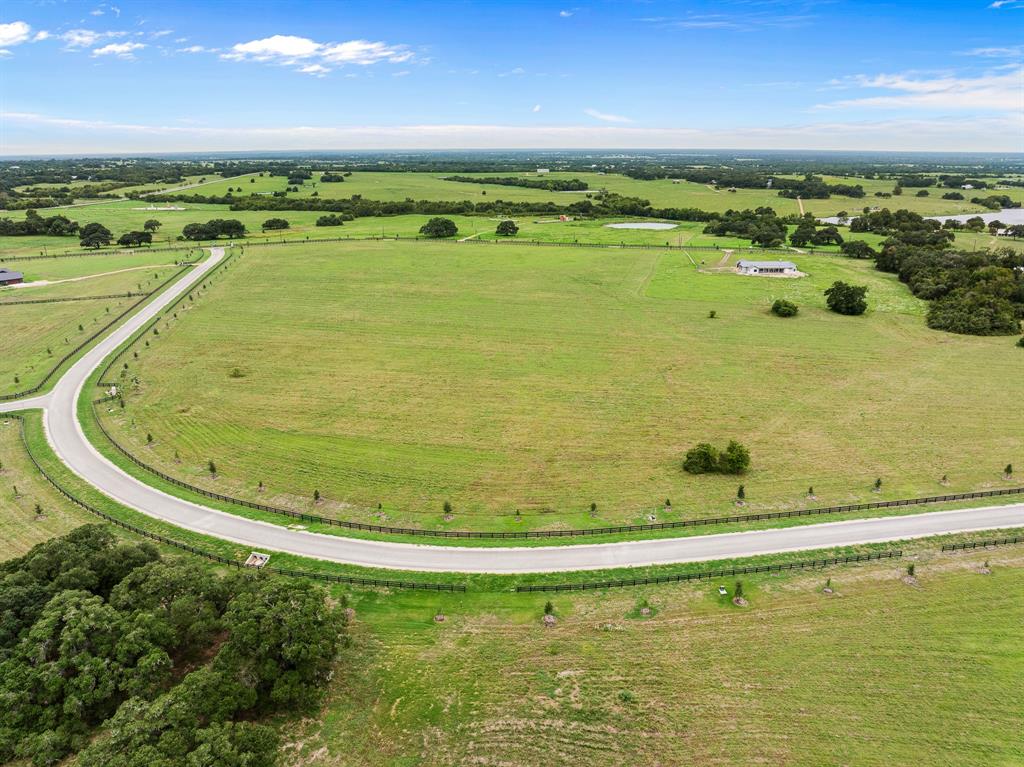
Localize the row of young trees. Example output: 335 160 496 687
0 526 345 767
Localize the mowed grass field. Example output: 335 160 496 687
0 264 180 395
290 548 1024 767
102 240 1023 530
0 417 90 558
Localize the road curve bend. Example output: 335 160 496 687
2 248 1022 573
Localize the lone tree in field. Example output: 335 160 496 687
443 500 453 514
313 489 321 503
544 601 554 615
718 441 751 475
79 222 112 249
683 443 719 474
824 281 868 316
261 218 289 232
771 299 798 317
1006 464 1014 478
208 459 217 477
419 217 458 238
143 219 162 232
495 219 519 236
737 484 745 501
874 477 882 491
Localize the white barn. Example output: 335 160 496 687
736 259 798 276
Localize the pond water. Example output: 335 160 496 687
818 209 1024 226
604 222 679 230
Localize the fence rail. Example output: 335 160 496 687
0 291 147 307
516 550 903 591
5 412 464 591
0 265 192 402
85 412 1024 543
941 535 1024 552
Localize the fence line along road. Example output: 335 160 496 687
6 412 464 591
516 550 902 591
941 535 1024 552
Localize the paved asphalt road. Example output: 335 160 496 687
2 248 1022 573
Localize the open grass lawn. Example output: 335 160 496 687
0 265 179 394
0 247 192 281
288 548 1024 766
0 417 90 558
100 240 1023 530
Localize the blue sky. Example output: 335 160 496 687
1 0 1021 154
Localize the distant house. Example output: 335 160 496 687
736 260 797 276
536 168 550 174
961 184 974 190
0 269 24 286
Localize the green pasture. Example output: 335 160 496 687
0 265 179 395
101 240 1023 530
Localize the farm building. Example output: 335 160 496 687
0 269 24 286
736 260 798 276
536 168 550 174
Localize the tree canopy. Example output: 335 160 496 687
419 217 459 238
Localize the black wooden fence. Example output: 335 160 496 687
515 550 903 592
941 535 1024 552
0 291 146 307
5 412 464 591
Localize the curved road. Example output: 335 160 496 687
2 248 1022 573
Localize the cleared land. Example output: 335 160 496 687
293 546 1024 767
100 240 1023 531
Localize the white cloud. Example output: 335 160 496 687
5 111 1022 154
818 68 1024 112
221 34 411 72
62 29 125 48
320 39 411 64
559 10 573 17
498 66 526 77
988 0 1023 7
90 8 104 15
226 34 322 60
392 69 410 76
584 107 634 123
962 45 1024 57
33 30 51 42
532 104 542 112
151 30 173 38
178 45 215 54
0 21 32 47
92 41 145 59
298 63 330 76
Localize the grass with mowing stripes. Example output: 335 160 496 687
101 240 1024 531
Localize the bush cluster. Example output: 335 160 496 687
683 440 751 475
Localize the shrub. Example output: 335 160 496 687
771 298 798 317
824 281 868 316
261 217 289 231
544 601 554 615
315 214 347 227
683 443 719 474
443 500 452 514
719 441 751 474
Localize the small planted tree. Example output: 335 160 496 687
708 310 717 319
208 459 217 477
734 581 744 599
544 601 554 615
1005 464 1014 478
719 441 751 475
443 500 453 515
313 489 321 503
874 477 882 492
907 563 915 577
590 502 597 513
146 433 153 445
807 486 814 497
736 484 745 501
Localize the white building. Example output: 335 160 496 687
736 259 798 276
536 168 550 174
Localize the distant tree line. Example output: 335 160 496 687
181 219 247 240
0 209 79 236
443 175 589 191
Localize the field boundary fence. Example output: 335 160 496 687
515 550 903 591
941 535 1024 552
5 412 464 592
0 291 147 307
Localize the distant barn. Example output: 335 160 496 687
0 269 24 286
736 260 797 276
